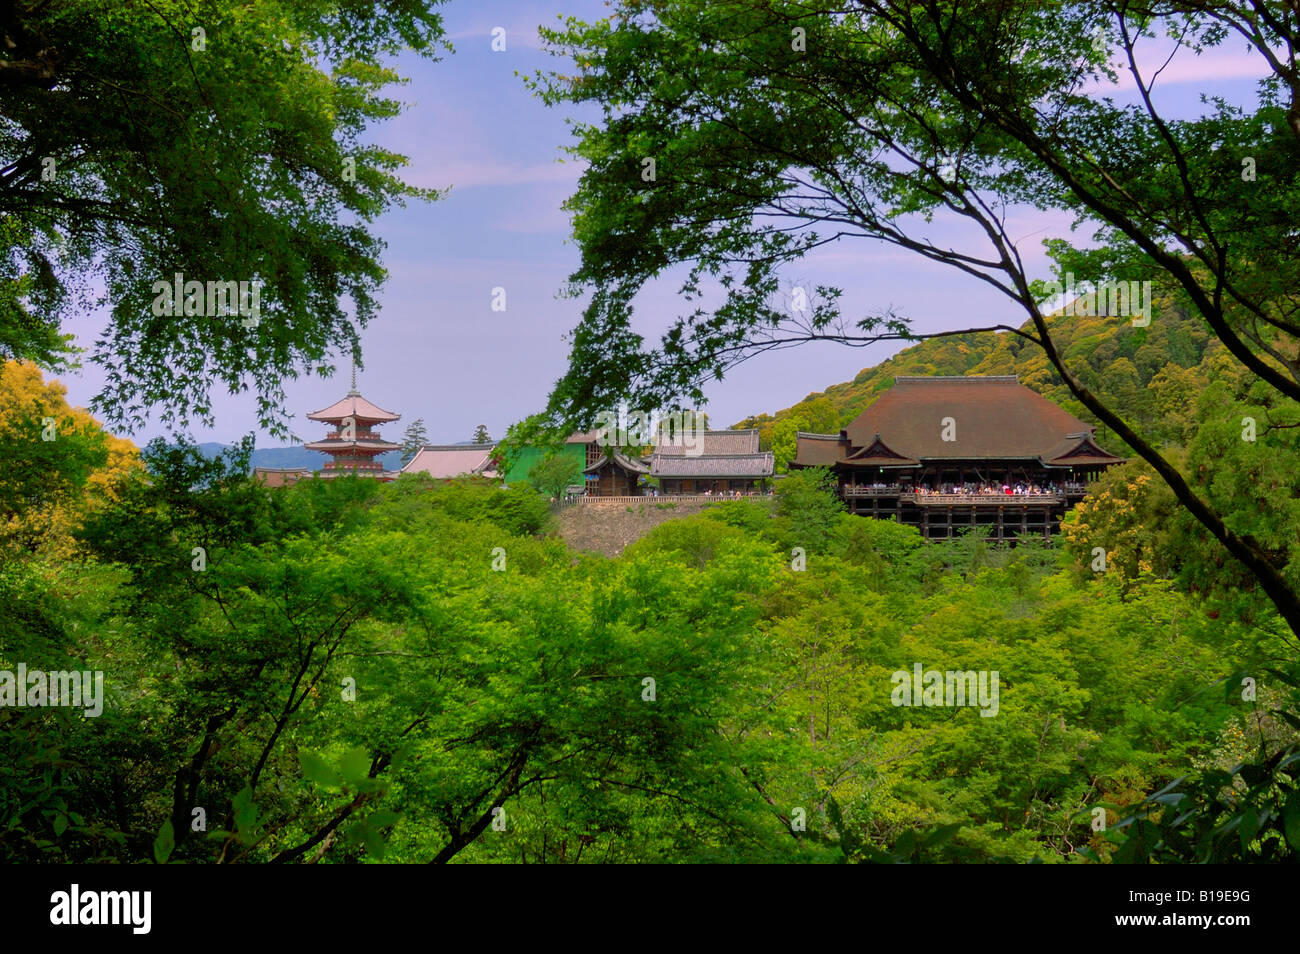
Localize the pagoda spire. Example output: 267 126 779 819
348 359 358 396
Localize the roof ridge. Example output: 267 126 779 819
893 375 1019 383
650 451 771 458
417 443 497 451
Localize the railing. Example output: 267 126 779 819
910 493 1063 505
842 485 902 496
571 494 766 504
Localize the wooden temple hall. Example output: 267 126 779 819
791 376 1124 540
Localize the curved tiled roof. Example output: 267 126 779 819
304 437 402 452
307 390 400 423
650 451 774 479
585 452 649 475
401 444 498 478
654 429 760 456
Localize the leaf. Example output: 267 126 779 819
356 820 386 860
1264 667 1300 690
338 747 371 786
300 752 341 788
922 822 963 848
233 784 258 834
52 813 67 837
1238 806 1259 852
1282 791 1300 850
1273 709 1300 733
154 819 175 864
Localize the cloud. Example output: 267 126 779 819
1088 45 1274 92
405 157 583 190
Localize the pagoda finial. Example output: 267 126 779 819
348 359 358 396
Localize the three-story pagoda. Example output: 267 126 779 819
304 380 401 478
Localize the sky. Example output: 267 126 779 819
52 1 1272 450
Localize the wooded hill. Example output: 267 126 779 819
735 294 1220 468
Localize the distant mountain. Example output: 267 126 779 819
197 443 403 472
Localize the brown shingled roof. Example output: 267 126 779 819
1042 433 1124 467
791 432 847 468
842 376 1098 460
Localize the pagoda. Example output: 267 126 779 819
303 370 401 478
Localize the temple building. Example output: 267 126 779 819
401 444 499 479
502 430 604 488
253 466 311 488
791 376 1123 540
651 429 774 495
585 452 650 496
303 380 402 478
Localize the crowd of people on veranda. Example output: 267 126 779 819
856 481 1068 496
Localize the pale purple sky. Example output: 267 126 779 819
53 1 1271 448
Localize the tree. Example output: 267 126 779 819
771 397 838 471
527 451 584 501
0 360 137 558
472 424 492 444
773 466 843 550
0 0 448 435
534 1 1300 637
400 418 429 465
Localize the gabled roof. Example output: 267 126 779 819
841 433 920 467
401 444 498 479
650 452 775 479
1042 433 1125 467
307 389 400 423
585 452 649 475
791 432 847 468
653 428 760 456
842 376 1101 460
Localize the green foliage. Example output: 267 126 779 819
0 0 449 434
772 467 844 550
400 418 429 465
527 450 585 501
1092 667 1300 863
4 439 1288 864
530 0 1300 647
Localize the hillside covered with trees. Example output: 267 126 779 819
736 296 1218 469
